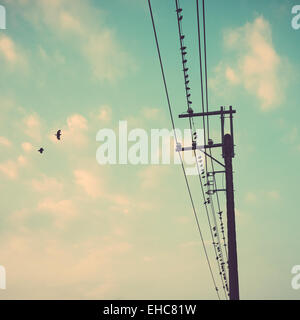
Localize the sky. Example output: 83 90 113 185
0 0 300 300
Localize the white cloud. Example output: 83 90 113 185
0 35 18 63
139 166 169 189
211 16 289 111
23 113 42 141
59 11 83 34
0 34 27 68
0 136 11 147
21 142 33 152
67 114 87 130
0 230 132 298
0 160 18 179
50 113 88 147
225 66 240 85
96 105 112 123
17 155 27 166
83 32 130 82
142 107 160 119
74 169 104 198
14 0 133 81
37 198 77 228
31 175 64 194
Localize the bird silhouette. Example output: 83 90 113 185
38 148 44 154
55 130 62 140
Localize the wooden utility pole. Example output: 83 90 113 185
223 133 239 300
179 106 239 300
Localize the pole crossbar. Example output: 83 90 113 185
179 109 236 118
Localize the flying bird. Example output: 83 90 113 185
55 130 62 140
38 148 44 154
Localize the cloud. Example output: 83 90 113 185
0 230 132 298
245 190 280 204
23 113 42 141
266 190 280 200
74 169 104 198
59 11 83 34
0 153 29 180
0 136 11 147
38 46 66 65
0 160 18 179
67 114 87 130
37 198 77 228
142 107 160 120
17 155 27 166
73 168 147 215
94 105 112 123
83 32 130 82
21 142 33 152
31 175 64 194
210 16 288 111
13 0 133 81
225 66 240 85
139 166 169 189
50 113 88 147
0 34 27 68
0 35 18 63
245 192 257 204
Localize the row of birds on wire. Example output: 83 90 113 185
38 130 62 154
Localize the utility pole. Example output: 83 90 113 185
223 133 239 300
178 106 239 300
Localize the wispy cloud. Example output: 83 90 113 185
10 0 133 81
0 35 27 68
210 16 289 111
0 136 12 147
0 160 18 179
74 169 104 198
37 197 77 228
23 113 42 142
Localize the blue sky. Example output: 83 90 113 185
0 0 300 299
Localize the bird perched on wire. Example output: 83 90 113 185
55 130 62 140
38 148 44 154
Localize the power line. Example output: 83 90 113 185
202 0 210 140
196 0 229 269
147 0 220 299
173 0 239 298
175 0 228 299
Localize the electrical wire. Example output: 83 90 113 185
196 0 229 291
148 0 220 299
175 0 228 299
